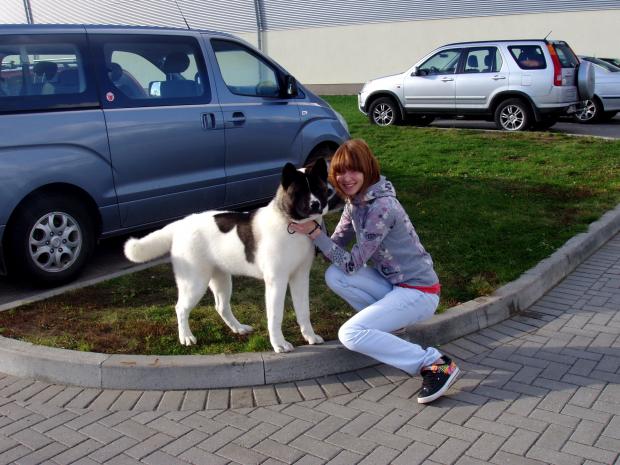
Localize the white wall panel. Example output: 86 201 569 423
0 0 29 23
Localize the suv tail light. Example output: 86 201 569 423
547 43 564 86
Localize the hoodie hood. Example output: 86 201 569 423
353 176 396 204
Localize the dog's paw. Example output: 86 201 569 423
179 332 197 346
233 324 254 335
272 340 295 353
304 334 324 345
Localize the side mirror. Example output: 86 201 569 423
285 75 298 97
411 66 419 76
149 81 162 97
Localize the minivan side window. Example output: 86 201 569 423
418 49 461 75
462 47 503 73
90 34 210 108
0 34 97 113
509 45 547 70
211 39 280 97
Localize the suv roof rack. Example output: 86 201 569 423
443 39 554 47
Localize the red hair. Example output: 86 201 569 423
329 139 380 199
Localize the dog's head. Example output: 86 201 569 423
279 158 331 222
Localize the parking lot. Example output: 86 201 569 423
431 114 620 138
1 117 619 311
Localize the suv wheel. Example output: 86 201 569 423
6 193 94 286
574 98 602 124
494 99 532 131
369 97 401 126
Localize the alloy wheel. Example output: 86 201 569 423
575 99 597 122
500 105 526 131
372 103 395 126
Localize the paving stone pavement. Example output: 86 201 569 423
1 234 619 465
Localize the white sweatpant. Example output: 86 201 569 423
326 264 442 375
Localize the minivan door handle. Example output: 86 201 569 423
226 111 246 128
440 77 454 82
492 75 507 80
201 112 217 129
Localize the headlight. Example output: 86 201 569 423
335 110 349 134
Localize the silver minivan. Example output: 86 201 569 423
359 39 594 131
0 24 349 285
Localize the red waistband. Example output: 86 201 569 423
395 282 441 294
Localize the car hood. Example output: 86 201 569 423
363 73 404 91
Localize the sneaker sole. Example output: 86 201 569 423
417 366 461 404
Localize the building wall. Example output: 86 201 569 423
238 9 620 91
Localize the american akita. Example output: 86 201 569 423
124 159 330 353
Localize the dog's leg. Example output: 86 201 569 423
289 262 324 346
173 264 210 346
209 269 253 335
265 276 294 353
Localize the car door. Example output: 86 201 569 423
403 48 462 110
206 37 302 206
88 30 226 228
455 47 506 110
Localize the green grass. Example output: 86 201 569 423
1 95 618 355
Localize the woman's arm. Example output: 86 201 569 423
314 199 394 274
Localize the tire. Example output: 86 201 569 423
305 144 336 166
406 114 435 127
368 97 401 126
494 98 532 131
6 193 95 286
574 98 603 124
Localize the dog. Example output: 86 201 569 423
124 158 331 353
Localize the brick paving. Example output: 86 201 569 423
0 234 619 464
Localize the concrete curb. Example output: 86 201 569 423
0 204 619 390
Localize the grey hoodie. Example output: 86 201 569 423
314 176 439 287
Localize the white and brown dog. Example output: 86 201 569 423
124 159 331 353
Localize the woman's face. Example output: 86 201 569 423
336 170 364 197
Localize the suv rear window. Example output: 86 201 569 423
550 42 579 68
509 45 546 70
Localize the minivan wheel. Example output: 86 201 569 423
368 97 401 126
574 98 602 124
6 194 94 286
494 99 532 131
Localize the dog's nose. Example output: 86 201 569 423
310 200 320 211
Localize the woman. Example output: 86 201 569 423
290 139 459 404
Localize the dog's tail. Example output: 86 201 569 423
124 223 175 263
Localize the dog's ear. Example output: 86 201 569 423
309 157 328 182
281 163 299 190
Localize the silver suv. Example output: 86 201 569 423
359 39 595 131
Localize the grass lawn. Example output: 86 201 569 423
1 95 618 355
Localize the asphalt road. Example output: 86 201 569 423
430 113 620 138
1 116 619 310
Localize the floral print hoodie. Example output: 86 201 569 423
313 176 439 286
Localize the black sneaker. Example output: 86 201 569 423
417 356 460 404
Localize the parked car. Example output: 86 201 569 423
0 24 349 285
574 56 620 123
600 57 620 68
358 39 595 131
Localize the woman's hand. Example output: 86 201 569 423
289 221 322 239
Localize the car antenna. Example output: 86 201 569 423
174 0 191 30
543 31 552 40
